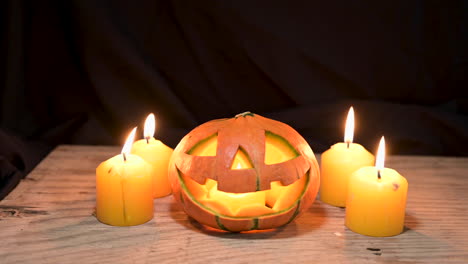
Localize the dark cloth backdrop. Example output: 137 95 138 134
1 0 467 199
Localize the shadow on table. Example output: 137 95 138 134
403 212 420 232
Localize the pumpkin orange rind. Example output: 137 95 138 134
169 112 320 232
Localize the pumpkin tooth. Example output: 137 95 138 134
272 174 307 211
265 181 283 208
205 179 217 193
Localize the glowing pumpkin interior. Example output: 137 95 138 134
181 132 308 217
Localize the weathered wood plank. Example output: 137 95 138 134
0 145 467 263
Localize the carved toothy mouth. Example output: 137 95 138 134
178 170 309 218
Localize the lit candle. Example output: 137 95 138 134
96 127 154 226
131 114 173 198
345 137 408 237
320 107 375 207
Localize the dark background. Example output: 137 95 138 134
1 0 467 199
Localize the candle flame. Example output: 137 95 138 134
121 127 137 160
344 107 354 144
144 113 156 140
375 136 385 171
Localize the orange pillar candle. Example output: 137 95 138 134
131 114 173 198
345 137 408 237
96 127 154 226
320 107 374 207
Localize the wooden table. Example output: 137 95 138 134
0 145 467 263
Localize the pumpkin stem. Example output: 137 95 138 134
235 111 254 118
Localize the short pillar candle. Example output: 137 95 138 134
96 127 154 226
345 137 408 237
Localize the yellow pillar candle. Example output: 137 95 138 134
320 107 374 207
131 114 173 198
96 127 154 226
345 137 408 237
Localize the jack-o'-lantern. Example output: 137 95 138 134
168 112 320 232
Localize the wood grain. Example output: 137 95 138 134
0 145 467 263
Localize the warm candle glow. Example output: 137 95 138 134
144 113 156 140
375 136 385 171
122 127 137 161
96 125 154 226
320 106 375 207
345 134 408 237
344 107 354 144
131 116 174 198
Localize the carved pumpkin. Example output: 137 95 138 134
168 112 320 232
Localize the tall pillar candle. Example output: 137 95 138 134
320 107 374 207
132 114 173 198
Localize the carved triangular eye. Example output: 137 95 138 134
230 147 254 169
264 131 299 165
187 133 218 156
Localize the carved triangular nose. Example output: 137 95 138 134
230 147 254 169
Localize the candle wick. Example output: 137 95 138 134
122 153 127 162
377 170 381 180
347 142 350 149
145 137 150 144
